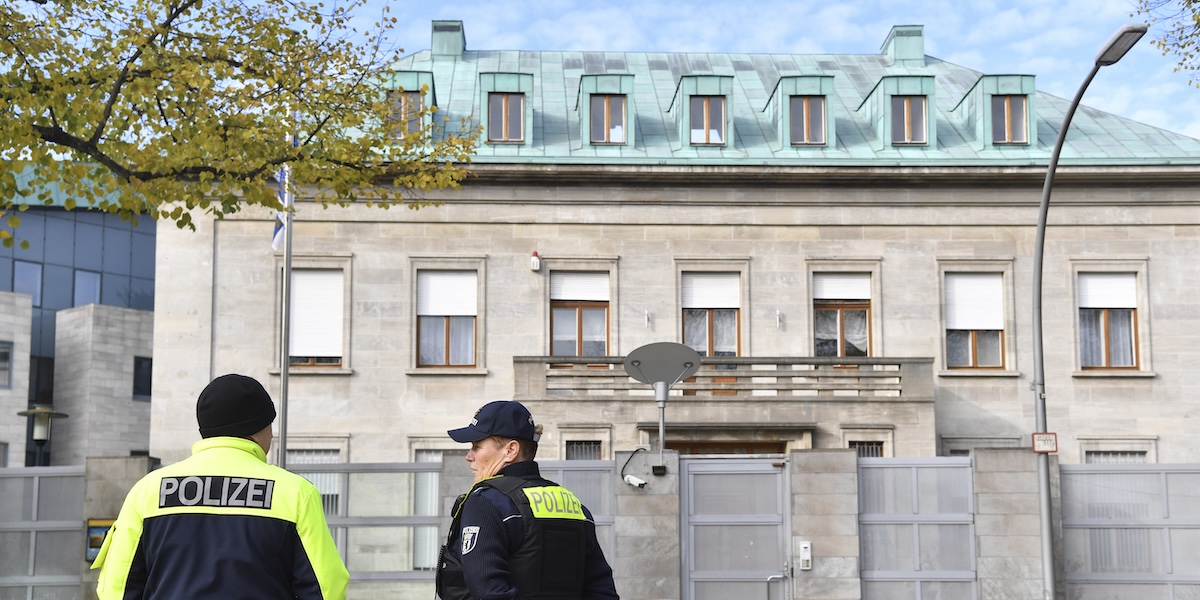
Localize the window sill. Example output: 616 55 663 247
405 368 489 376
938 369 1020 378
1072 370 1157 379
486 140 524 145
268 367 354 376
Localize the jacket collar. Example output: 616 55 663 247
191 436 268 462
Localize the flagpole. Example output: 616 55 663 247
278 161 293 470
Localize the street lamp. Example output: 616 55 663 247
1031 23 1146 600
17 404 68 466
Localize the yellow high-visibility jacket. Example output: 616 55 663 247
92 437 349 600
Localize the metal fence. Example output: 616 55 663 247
0 465 86 600
858 457 976 600
1061 463 1200 600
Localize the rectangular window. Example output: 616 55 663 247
851 441 884 458
813 273 871 357
14 261 41 307
944 273 1004 368
488 92 524 142
991 95 1028 144
590 94 626 144
566 440 602 460
689 96 725 145
550 271 609 356
388 90 423 137
1078 273 1137 368
132 356 152 400
417 270 477 367
0 341 11 388
789 96 826 145
288 449 342 515
681 272 739 358
890 95 927 144
290 269 345 367
1084 450 1147 464
74 270 101 307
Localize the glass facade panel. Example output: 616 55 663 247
74 270 101 306
102 227 131 276
14 261 42 306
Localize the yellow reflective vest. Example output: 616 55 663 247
92 437 349 600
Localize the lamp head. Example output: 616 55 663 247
1096 24 1147 67
17 405 68 443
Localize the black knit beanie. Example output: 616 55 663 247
196 374 277 438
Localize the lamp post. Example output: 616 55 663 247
1031 23 1146 600
17 404 69 466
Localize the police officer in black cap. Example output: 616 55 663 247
436 400 619 600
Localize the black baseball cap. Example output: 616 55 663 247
448 401 539 443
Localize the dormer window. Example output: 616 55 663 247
991 95 1028 144
590 94 626 144
388 90 423 137
690 96 725 145
891 95 927 145
488 92 525 143
790 96 826 145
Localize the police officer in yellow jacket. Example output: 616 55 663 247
436 400 619 600
92 374 349 600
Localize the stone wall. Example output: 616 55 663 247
0 291 32 467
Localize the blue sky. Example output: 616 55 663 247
357 0 1200 139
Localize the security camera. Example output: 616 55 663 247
623 474 647 489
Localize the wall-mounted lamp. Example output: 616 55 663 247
644 310 653 328
17 404 68 466
530 251 541 272
776 310 784 329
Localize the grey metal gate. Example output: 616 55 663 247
1061 463 1200 599
858 457 976 600
0 465 86 600
681 457 790 600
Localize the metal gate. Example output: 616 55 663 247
0 465 86 600
680 457 790 600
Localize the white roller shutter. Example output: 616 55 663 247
681 272 740 308
1078 273 1136 308
812 273 870 300
291 269 344 357
551 271 609 301
417 271 478 316
945 273 1004 330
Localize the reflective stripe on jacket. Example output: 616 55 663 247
91 437 349 600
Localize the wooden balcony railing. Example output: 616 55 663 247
513 356 934 402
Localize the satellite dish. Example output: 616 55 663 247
624 342 702 385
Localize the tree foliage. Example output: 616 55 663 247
1138 0 1200 86
0 0 477 246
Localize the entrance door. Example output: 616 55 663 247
680 457 790 600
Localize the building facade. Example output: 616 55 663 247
150 22 1200 472
0 204 156 466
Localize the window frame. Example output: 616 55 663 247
410 256 487 373
559 424 613 461
550 300 609 357
589 94 627 144
991 94 1028 144
938 260 1017 377
132 356 152 400
842 426 893 458
276 254 353 374
388 90 424 137
487 92 525 143
0 341 12 389
689 95 726 145
807 260 883 356
1072 261 1151 375
789 95 826 145
890 95 927 145
679 269 744 359
943 272 1006 370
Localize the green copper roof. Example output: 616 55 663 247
391 21 1200 167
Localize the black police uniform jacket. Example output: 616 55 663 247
436 461 619 600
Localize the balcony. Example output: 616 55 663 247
513 356 934 402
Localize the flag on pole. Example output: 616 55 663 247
272 163 291 251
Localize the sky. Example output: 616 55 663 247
353 0 1200 139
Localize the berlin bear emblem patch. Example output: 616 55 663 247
461 526 480 554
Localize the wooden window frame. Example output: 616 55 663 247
590 94 627 144
813 299 872 358
789 95 826 145
689 95 726 145
388 90 423 137
1079 307 1139 370
945 329 1005 369
682 307 741 359
417 315 478 368
891 95 927 145
550 300 609 357
488 92 524 143
991 94 1028 144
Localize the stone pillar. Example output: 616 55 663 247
613 449 679 600
82 456 156 600
973 448 1046 599
791 449 862 600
